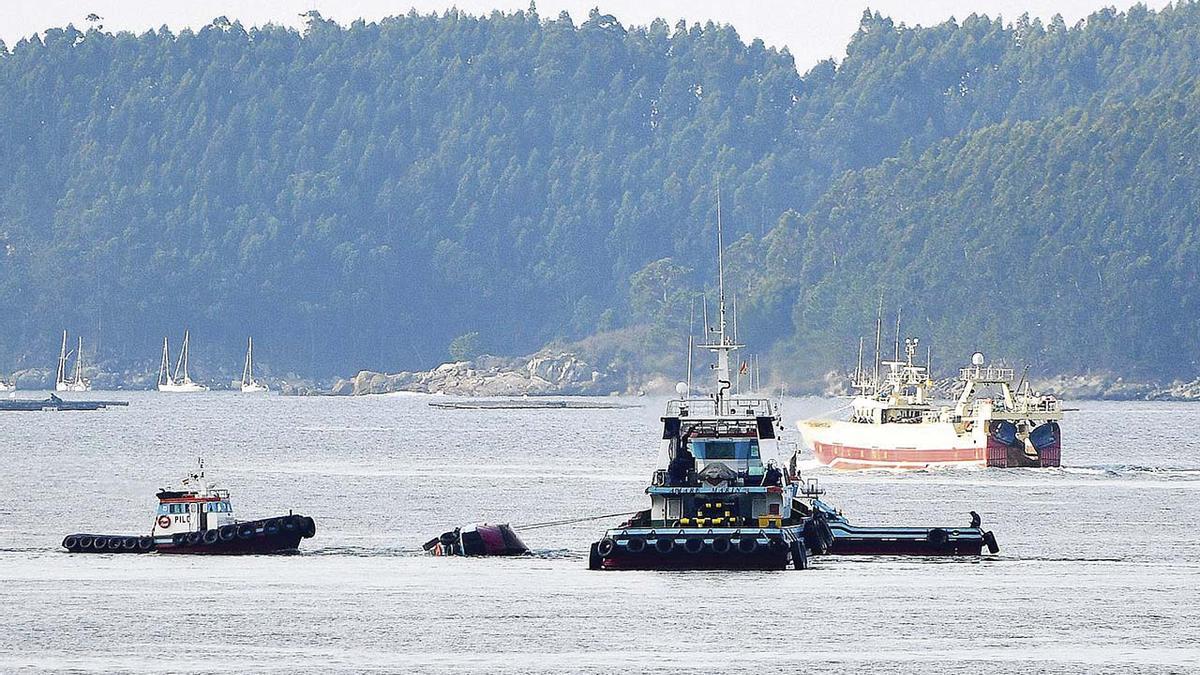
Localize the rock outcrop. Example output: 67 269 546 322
331 351 616 396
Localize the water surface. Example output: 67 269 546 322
1 394 1197 673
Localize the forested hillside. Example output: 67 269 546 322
1 3 1197 382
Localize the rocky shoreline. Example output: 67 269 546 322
7 359 1200 401
329 352 623 397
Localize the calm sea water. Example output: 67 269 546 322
1 393 1198 673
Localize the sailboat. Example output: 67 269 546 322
158 330 208 393
56 331 91 392
240 337 268 393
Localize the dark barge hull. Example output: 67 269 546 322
62 515 315 555
826 521 998 556
590 527 808 571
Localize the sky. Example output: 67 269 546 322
3 0 1172 70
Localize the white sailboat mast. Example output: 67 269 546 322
174 330 190 382
57 330 68 384
74 336 84 385
243 337 254 386
160 337 171 386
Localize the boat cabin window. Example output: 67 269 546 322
202 501 232 513
691 440 759 461
158 503 191 515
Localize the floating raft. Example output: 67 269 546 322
428 399 638 410
0 395 129 411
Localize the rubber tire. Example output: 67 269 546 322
928 527 949 548
122 537 138 550
710 537 731 554
93 537 108 551
218 525 237 542
264 519 281 535
818 519 835 553
769 537 789 554
185 531 203 546
138 537 154 551
684 538 704 554
283 515 299 532
983 531 1000 554
655 538 675 554
791 542 808 570
588 543 602 570
108 537 125 550
62 535 79 551
737 538 758 554
78 536 94 551
597 538 616 557
237 523 256 539
301 516 317 538
626 537 646 554
202 529 220 545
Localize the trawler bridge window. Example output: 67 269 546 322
691 440 759 460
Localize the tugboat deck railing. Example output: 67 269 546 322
647 485 784 495
665 396 776 418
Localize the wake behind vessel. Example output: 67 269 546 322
800 336 1063 470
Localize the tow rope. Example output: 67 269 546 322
513 511 639 531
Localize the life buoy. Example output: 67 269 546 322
597 538 616 557
157 515 171 529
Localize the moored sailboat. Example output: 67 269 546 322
240 337 268 393
55 331 91 392
158 330 208 393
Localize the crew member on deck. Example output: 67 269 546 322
763 459 783 487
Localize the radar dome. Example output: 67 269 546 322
675 382 689 396
971 352 985 366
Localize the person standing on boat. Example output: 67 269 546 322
763 459 783 487
666 430 696 486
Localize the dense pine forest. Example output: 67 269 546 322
1 3 1198 382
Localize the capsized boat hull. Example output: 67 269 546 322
590 527 808 571
62 515 315 555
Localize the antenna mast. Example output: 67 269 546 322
893 308 902 361
873 294 883 387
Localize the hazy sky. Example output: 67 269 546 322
4 0 1171 70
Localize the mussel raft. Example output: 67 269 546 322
61 463 316 555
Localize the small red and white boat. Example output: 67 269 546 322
62 461 315 554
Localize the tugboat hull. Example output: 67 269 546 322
62 515 316 555
590 527 808 571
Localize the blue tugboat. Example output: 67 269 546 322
62 460 315 554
